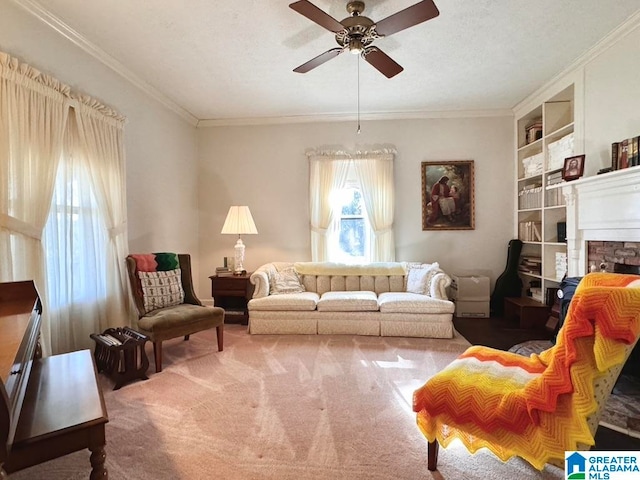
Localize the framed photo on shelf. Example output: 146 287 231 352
421 160 475 231
561 154 585 181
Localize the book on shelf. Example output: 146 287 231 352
518 221 542 242
611 135 640 171
621 139 629 169
545 287 560 307
519 256 542 275
611 142 619 170
546 170 563 185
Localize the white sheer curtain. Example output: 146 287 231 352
0 52 67 291
1 50 131 355
74 98 131 336
44 114 109 353
308 155 350 262
351 154 395 261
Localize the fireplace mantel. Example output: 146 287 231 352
555 167 640 276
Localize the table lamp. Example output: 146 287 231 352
221 206 258 274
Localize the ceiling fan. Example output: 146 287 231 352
289 0 439 78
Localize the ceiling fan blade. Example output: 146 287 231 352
289 1 345 33
362 47 403 78
294 48 345 73
374 0 439 37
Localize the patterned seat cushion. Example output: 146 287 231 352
378 292 455 314
249 292 320 311
316 291 379 312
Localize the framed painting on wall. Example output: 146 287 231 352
421 160 475 230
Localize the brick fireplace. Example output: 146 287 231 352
587 241 640 273
561 167 640 277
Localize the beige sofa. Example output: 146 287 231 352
248 261 455 338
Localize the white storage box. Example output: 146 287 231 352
455 300 490 318
521 152 544 177
450 275 490 302
547 133 574 171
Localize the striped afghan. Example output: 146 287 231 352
413 273 640 470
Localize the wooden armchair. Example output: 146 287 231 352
126 253 224 372
413 273 640 471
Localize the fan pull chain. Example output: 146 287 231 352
357 54 361 134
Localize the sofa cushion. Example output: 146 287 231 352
378 292 455 314
269 266 305 295
316 291 379 312
249 292 320 311
138 268 185 313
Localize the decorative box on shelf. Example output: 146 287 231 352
525 119 543 144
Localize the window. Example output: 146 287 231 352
44 156 107 309
330 185 370 263
309 152 395 263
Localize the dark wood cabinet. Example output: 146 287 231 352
209 273 254 325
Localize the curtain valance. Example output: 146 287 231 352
0 51 71 100
0 51 126 125
306 146 396 162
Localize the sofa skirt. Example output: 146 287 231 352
248 311 453 338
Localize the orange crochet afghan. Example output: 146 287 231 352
413 273 640 470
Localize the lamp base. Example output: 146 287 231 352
234 238 246 274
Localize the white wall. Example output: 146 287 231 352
0 2 201 284
583 24 640 176
197 116 514 300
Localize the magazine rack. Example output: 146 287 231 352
90 327 149 389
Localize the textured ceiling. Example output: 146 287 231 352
23 0 640 123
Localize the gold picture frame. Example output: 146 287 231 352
421 160 475 230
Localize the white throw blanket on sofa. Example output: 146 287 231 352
294 262 407 276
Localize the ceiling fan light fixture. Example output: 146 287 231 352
349 38 363 54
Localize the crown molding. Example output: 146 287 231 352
196 109 513 128
11 0 199 126
513 9 640 113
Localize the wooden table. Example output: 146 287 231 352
4 350 108 479
210 272 254 325
504 296 550 329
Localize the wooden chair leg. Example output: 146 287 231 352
428 440 439 471
216 325 224 352
184 334 190 341
153 341 163 373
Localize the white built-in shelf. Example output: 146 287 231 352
520 272 542 279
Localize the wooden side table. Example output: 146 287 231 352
210 272 254 325
504 297 550 329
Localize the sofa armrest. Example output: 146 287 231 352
430 272 452 300
250 270 270 299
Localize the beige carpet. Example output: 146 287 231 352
10 325 563 480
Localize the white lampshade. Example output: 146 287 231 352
221 206 258 235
